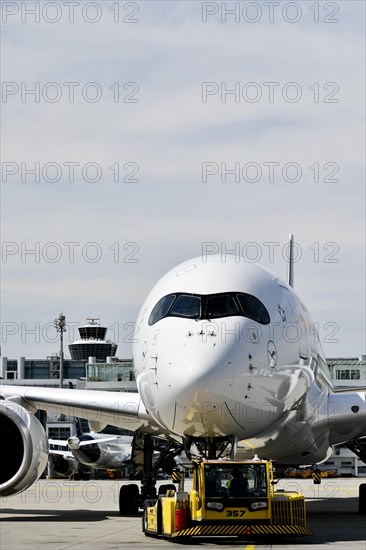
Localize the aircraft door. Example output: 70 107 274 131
279 287 308 360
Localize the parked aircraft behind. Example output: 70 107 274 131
49 433 132 475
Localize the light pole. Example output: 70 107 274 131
54 313 66 388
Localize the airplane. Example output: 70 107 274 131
49 432 133 476
1 235 365 514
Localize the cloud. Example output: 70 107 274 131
1 1 364 359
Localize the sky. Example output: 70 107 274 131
1 0 365 360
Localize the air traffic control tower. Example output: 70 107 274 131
68 318 117 361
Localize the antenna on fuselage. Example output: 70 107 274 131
287 233 294 288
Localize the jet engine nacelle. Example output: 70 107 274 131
0 400 48 496
52 456 78 478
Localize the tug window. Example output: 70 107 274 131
204 463 268 498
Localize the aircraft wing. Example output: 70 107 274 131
49 439 69 446
68 435 126 447
49 448 74 458
0 384 159 434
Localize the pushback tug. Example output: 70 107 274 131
143 457 312 539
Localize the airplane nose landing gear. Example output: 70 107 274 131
118 431 183 515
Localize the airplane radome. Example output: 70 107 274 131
1 244 365 510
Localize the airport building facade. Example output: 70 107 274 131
324 356 366 477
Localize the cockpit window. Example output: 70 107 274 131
236 294 270 325
205 294 240 318
148 294 176 325
169 295 201 318
148 292 270 326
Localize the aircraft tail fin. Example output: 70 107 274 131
75 417 83 437
287 233 294 288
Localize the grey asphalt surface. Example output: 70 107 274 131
1 478 365 549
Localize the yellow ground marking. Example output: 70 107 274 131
241 439 256 449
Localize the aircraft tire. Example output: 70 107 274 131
119 484 139 515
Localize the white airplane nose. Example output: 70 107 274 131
138 315 310 442
138 318 278 439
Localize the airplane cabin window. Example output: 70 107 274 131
148 292 270 325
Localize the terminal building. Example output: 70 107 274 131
0 347 365 476
0 318 135 391
324 356 366 477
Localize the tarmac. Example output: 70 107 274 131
1 478 365 550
